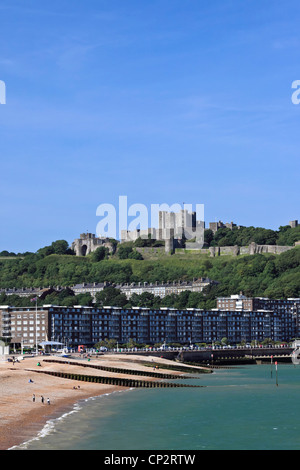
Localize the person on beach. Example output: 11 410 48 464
33 394 35 402
41 396 44 404
47 398 50 405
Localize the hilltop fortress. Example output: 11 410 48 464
121 208 205 253
72 215 299 257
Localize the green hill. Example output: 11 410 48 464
204 224 300 247
0 239 299 308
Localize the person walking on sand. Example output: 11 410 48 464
33 394 35 403
47 398 50 405
41 396 44 404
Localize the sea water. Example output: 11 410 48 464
14 364 300 450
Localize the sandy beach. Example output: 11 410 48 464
0 354 200 450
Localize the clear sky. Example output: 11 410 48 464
0 0 299 252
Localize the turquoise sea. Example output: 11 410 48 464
13 364 300 450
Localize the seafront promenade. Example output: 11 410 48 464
113 346 293 365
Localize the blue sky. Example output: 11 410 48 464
0 0 299 252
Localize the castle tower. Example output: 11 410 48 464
71 233 117 256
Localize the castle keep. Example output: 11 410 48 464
121 209 204 253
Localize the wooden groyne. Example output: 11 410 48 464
137 360 211 374
27 368 204 388
42 359 206 379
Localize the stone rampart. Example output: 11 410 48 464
209 243 294 257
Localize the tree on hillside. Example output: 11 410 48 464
117 245 143 260
37 240 74 257
91 246 109 262
95 287 128 307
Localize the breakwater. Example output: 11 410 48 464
119 347 293 365
27 367 204 388
42 359 207 378
177 347 293 365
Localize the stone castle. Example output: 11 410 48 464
121 209 205 253
71 233 116 257
72 218 299 257
71 209 204 256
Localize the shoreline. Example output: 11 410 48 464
1 354 201 450
0 356 137 450
7 386 130 451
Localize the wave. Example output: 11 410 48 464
8 388 135 451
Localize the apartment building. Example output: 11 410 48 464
217 294 256 311
0 306 49 347
217 294 300 314
1 304 299 348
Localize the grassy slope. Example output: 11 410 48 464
0 247 299 299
